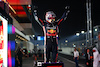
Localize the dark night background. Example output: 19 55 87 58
32 0 100 39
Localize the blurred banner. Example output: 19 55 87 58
0 15 8 67
7 0 31 5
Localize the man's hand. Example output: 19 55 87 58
86 62 89 65
77 57 79 60
20 49 25 55
33 6 38 16
65 6 70 10
66 10 70 15
77 56 79 60
18 61 20 64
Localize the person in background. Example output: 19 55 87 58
93 47 99 67
98 54 100 67
33 6 70 62
16 46 25 67
73 48 79 67
15 51 20 67
85 49 91 67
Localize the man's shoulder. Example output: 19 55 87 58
75 51 79 53
74 51 78 52
77 51 79 53
76 50 79 52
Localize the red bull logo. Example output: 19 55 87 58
47 29 56 34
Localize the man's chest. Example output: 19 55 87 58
46 26 57 34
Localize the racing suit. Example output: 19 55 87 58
34 8 69 62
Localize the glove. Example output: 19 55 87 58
65 6 70 16
33 6 38 16
65 6 70 10
33 6 38 10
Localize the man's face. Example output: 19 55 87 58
45 11 56 23
74 49 76 51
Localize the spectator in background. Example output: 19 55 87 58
15 51 20 67
98 54 100 67
93 47 99 67
16 46 25 67
73 48 79 67
85 49 91 67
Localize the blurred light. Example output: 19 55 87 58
73 45 76 47
29 8 31 10
28 5 31 7
33 35 35 37
65 40 68 43
37 44 39 46
8 24 12 34
12 25 15 34
56 35 59 39
8 4 16 14
89 30 92 33
34 10 37 12
73 44 75 45
16 41 18 44
87 40 89 42
37 36 44 40
18 36 20 38
76 33 80 36
8 25 15 34
95 29 97 32
81 31 85 34
56 35 58 37
10 41 15 51
82 43 84 45
12 57 15 66
23 50 25 52
16 35 18 37
28 51 30 53
8 41 12 67
37 36 41 40
41 36 44 40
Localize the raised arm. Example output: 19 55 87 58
57 6 70 25
33 7 44 27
